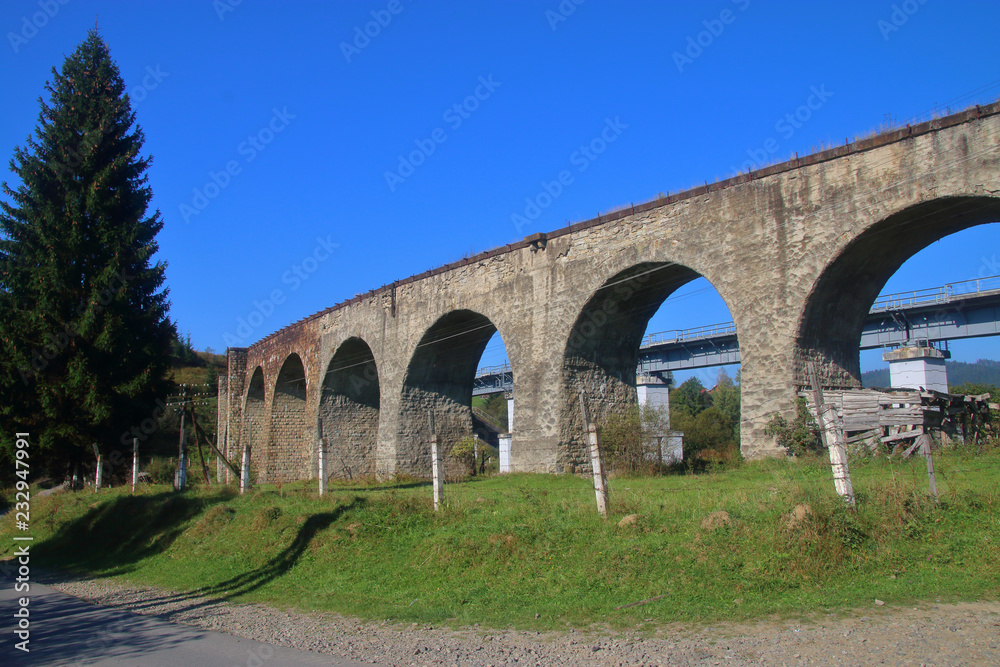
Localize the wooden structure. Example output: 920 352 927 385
800 387 995 454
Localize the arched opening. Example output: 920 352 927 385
860 223 1000 386
641 277 742 464
269 353 308 483
399 309 502 477
244 367 266 481
320 337 380 481
472 330 513 472
798 196 1000 388
560 261 741 470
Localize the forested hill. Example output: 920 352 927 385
862 358 1000 389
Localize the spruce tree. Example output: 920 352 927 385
0 31 175 477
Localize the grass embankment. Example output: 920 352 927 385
2 450 998 630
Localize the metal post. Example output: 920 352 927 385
317 420 327 497
429 411 442 511
132 437 139 493
580 393 608 517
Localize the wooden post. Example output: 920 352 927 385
807 362 855 506
91 443 102 492
175 401 186 491
429 411 442 511
241 417 252 494
317 420 327 497
190 404 212 487
920 434 939 502
580 393 609 517
131 437 139 494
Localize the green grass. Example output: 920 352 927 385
2 449 998 631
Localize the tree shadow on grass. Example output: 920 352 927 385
58 497 366 620
35 490 235 575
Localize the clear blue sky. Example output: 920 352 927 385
3 0 999 380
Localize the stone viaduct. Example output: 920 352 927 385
218 103 1000 483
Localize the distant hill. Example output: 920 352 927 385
862 358 1000 390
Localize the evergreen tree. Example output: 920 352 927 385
0 31 174 477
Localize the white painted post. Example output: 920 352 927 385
429 411 442 511
580 394 608 517
317 420 327 497
91 443 102 492
241 417 252 494
131 437 139 494
807 362 855 506
241 445 251 494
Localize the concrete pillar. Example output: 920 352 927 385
506 396 514 433
498 434 511 473
883 345 949 393
636 374 670 410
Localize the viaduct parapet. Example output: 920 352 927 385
219 103 1000 482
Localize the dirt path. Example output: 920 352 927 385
42 574 1000 666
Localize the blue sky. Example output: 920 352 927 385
2 0 999 381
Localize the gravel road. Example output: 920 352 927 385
43 574 1000 666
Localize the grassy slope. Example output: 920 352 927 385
3 450 998 630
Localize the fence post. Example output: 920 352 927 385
429 411 442 511
241 417 252 494
175 404 186 491
318 420 327 497
92 443 102 492
132 437 139 494
920 434 939 503
580 393 608 517
807 362 855 506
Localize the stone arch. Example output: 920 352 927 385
269 353 309 483
398 309 503 477
559 261 739 470
796 195 1000 387
319 337 380 480
243 366 267 481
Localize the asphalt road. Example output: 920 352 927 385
0 581 378 666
